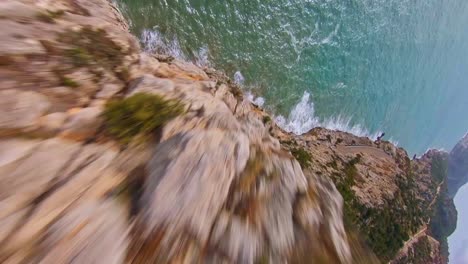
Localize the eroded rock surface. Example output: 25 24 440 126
448 133 468 197
0 0 352 263
0 0 461 264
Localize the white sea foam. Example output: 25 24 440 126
321 23 340 45
141 29 187 60
234 71 245 85
141 28 211 68
274 92 320 135
275 91 385 140
246 92 265 107
194 45 211 67
235 71 265 107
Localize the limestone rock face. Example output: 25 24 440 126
0 0 454 263
34 200 129 264
0 90 50 136
39 112 68 135
60 107 103 141
448 133 468 197
127 79 351 263
0 0 353 263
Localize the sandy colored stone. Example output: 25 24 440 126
155 59 209 81
128 53 161 80
39 112 67 135
96 83 123 99
0 138 81 220
1 142 119 257
34 200 128 264
0 0 452 263
215 84 238 113
64 69 99 95
60 107 102 141
0 89 50 135
127 74 175 96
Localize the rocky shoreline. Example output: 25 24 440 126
0 0 463 263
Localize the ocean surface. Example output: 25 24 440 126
116 0 468 262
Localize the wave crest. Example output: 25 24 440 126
141 29 210 67
275 92 383 140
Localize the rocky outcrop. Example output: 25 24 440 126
448 133 468 197
0 0 462 263
0 1 352 263
271 126 460 263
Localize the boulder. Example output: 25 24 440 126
60 107 102 141
39 112 68 135
0 89 50 135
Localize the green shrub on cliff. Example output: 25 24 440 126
59 26 128 71
335 155 424 262
431 154 448 184
103 93 184 143
291 147 312 168
427 152 456 259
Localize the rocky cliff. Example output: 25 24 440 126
0 0 461 263
448 133 468 198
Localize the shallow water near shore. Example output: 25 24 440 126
116 0 468 261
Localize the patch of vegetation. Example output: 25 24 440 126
60 76 78 88
103 93 185 144
37 10 65 24
326 159 338 170
429 187 456 259
291 147 312 169
59 26 128 71
229 84 243 99
65 47 92 67
335 157 359 220
262 115 271 124
332 155 426 262
255 253 269 264
349 154 362 166
394 236 433 264
343 154 361 179
280 139 297 146
430 154 448 184
426 153 455 260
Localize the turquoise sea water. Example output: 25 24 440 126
116 0 468 261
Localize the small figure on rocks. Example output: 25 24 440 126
375 132 385 144
376 132 385 141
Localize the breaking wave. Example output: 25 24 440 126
141 29 187 60
140 29 389 142
275 92 384 140
234 71 245 85
141 29 210 67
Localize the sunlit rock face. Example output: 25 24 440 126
0 0 352 263
0 0 457 263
